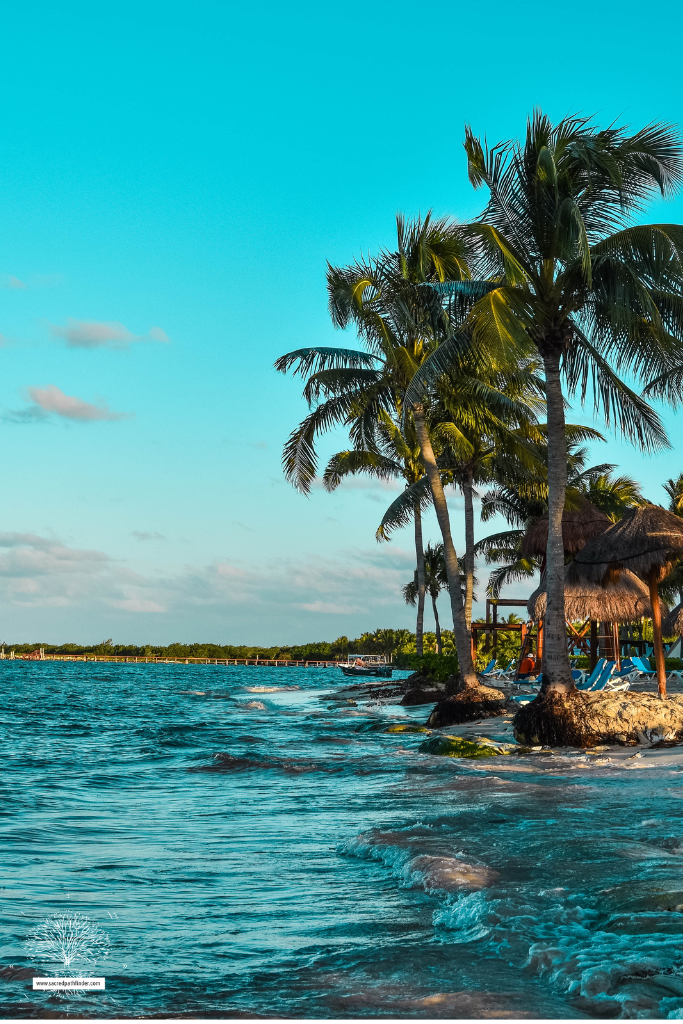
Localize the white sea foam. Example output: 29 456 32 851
244 686 300 692
339 830 497 893
432 890 494 942
434 883 683 1017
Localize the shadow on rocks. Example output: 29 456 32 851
425 675 518 726
401 671 461 706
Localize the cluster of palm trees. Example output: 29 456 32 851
276 112 683 695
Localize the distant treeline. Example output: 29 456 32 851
2 620 530 663
2 628 442 661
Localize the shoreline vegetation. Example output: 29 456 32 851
0 630 453 663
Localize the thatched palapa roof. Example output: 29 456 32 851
663 602 683 636
567 504 683 585
528 568 665 623
520 500 610 558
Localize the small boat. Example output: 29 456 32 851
338 655 393 678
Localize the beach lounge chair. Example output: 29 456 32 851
574 659 608 691
493 659 516 679
613 658 638 683
630 656 656 681
593 662 630 692
479 658 497 677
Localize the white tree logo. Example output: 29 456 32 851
26 913 110 970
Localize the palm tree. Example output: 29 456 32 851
664 474 683 515
476 446 640 597
403 542 449 653
407 113 682 693
277 214 501 685
322 411 431 654
378 368 546 628
660 475 683 604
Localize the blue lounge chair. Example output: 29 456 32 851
574 659 607 691
493 659 516 679
613 658 637 682
479 659 498 678
578 661 630 692
631 656 656 680
592 662 630 692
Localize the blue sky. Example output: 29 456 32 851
0 0 682 643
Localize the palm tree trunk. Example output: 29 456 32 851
648 569 667 698
414 507 426 657
463 470 475 628
432 593 442 655
413 405 478 686
543 352 574 694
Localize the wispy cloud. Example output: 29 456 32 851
132 531 165 542
49 319 170 350
0 273 63 290
18 385 132 422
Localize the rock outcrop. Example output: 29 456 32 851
400 671 459 706
513 690 683 747
426 681 517 726
419 735 502 758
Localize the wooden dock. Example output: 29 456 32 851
0 649 340 667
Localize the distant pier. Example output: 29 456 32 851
0 648 340 667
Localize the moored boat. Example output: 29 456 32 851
338 654 393 678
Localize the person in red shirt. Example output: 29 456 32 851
518 649 539 678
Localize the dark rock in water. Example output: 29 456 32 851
400 671 461 706
402 685 447 706
513 691 683 748
427 682 516 727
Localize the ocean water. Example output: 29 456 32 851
2 663 683 1018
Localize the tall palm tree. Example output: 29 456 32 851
407 113 682 693
322 411 431 654
403 542 449 654
277 214 515 686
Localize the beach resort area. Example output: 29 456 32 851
7 1 683 1021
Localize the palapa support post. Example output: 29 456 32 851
589 621 598 671
648 569 667 699
492 601 498 657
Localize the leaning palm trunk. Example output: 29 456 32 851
543 353 574 694
413 406 478 685
432 593 442 655
414 508 426 656
462 472 475 627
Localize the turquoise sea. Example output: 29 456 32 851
3 662 683 1018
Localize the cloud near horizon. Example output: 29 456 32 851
21 385 131 422
50 319 170 349
0 533 427 639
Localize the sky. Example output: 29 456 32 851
0 0 682 644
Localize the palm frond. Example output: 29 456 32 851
376 477 432 541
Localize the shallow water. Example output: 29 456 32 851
2 663 683 1018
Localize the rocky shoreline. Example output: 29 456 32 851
335 669 683 751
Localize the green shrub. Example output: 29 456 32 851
649 657 683 671
402 652 459 681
